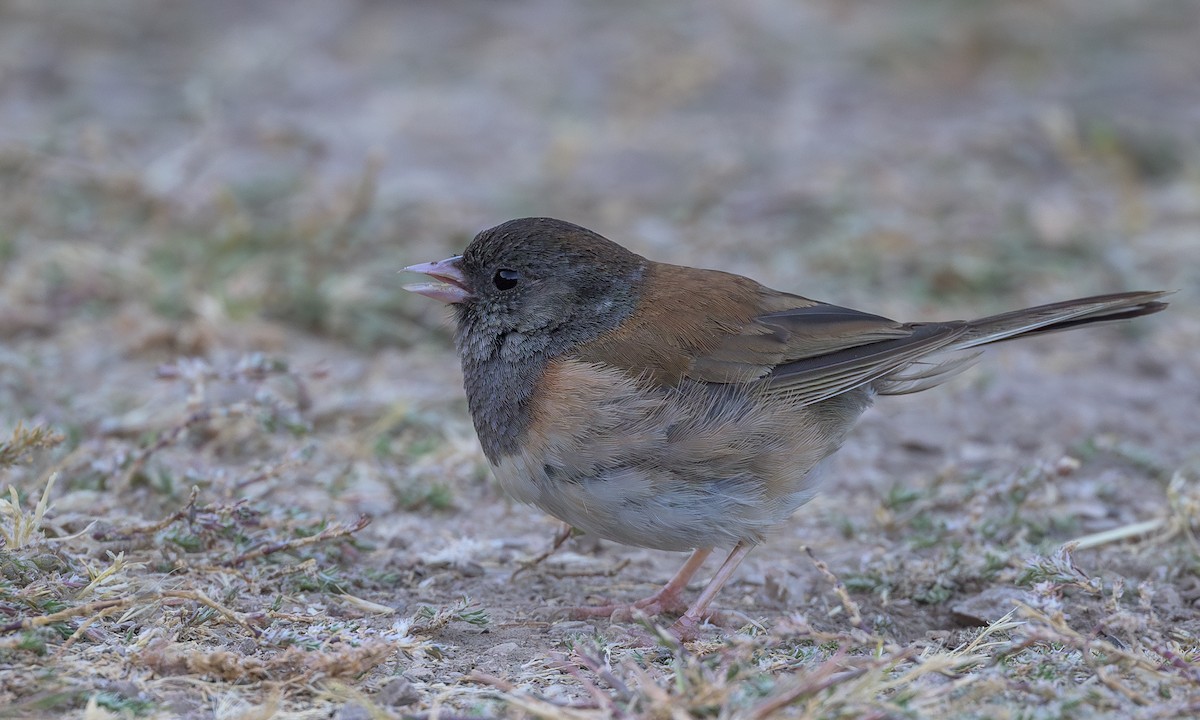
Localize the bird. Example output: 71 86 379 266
403 216 1167 638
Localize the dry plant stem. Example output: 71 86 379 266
163 590 262 634
93 486 200 540
1068 518 1165 550
805 545 864 627
671 542 752 638
568 547 712 619
547 658 620 714
0 590 263 640
53 604 128 661
0 598 133 634
511 522 576 579
225 514 370 567
234 452 309 491
569 648 633 701
749 651 864 720
119 408 224 486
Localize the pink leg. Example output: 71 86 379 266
634 547 713 611
671 541 755 639
569 547 713 619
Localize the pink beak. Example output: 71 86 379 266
403 256 473 304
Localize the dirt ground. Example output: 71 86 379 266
1 1 1199 717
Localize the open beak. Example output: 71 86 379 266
402 256 473 304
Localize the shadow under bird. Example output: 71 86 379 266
404 217 1168 638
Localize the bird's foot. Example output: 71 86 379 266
564 585 690 621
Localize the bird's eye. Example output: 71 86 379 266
493 269 520 290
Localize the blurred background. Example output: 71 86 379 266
1 1 1198 714
2 0 1197 351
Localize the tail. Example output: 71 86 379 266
875 290 1169 396
949 290 1170 349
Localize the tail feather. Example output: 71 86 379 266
873 352 983 396
873 290 1169 397
943 290 1169 351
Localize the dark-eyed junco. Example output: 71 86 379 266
404 217 1167 637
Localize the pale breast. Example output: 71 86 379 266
491 359 871 551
